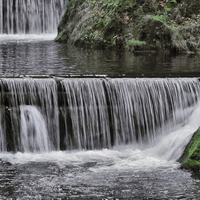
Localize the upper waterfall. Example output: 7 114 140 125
0 0 68 34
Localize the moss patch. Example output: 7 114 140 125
179 127 200 172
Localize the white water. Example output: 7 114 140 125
1 78 60 152
0 78 199 153
19 105 52 152
0 101 200 169
0 0 2 33
147 102 200 161
0 0 67 34
0 34 56 42
0 112 5 152
61 78 200 149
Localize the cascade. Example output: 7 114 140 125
0 77 199 153
0 78 59 152
0 0 68 34
20 105 51 152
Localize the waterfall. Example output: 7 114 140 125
0 77 199 154
0 0 2 33
0 112 6 152
0 78 59 152
20 105 51 152
0 0 68 34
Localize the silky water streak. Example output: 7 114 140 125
0 0 68 34
19 105 51 152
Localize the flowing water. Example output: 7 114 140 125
0 0 67 34
1 0 200 199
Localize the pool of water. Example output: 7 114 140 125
0 149 200 199
1 34 200 77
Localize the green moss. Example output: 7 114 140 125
179 128 200 172
67 2 76 9
181 159 200 171
67 0 86 9
150 15 167 23
126 40 146 51
54 29 69 42
103 0 120 7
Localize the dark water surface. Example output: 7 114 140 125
1 35 200 77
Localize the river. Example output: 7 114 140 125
0 33 200 200
1 0 200 198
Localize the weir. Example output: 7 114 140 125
0 77 199 153
0 0 68 34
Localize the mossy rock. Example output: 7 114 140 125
178 127 200 172
55 0 200 52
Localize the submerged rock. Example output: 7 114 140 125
56 0 200 53
179 128 200 172
79 162 97 168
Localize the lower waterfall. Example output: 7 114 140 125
0 77 199 160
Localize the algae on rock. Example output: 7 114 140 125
55 0 200 52
179 127 200 172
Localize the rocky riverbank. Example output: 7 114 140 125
55 0 200 53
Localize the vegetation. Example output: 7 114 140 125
55 0 200 53
179 127 200 172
